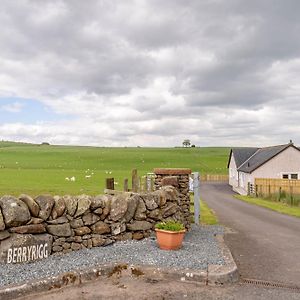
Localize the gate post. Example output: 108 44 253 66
193 172 200 225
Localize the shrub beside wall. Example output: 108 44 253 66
0 186 185 263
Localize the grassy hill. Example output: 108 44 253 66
0 142 230 196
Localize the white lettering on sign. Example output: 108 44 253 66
7 243 48 264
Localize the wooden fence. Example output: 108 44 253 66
253 178 300 197
200 174 229 182
105 169 156 193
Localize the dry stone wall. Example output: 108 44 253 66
154 168 191 230
0 186 183 264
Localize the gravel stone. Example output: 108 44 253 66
0 225 224 288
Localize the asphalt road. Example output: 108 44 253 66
201 181 300 287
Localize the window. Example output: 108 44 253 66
282 173 299 180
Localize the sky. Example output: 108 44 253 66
0 0 300 147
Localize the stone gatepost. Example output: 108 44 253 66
153 168 191 230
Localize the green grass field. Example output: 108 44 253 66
0 141 230 196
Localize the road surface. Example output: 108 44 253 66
201 181 300 287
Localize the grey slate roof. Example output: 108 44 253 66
230 142 300 173
231 148 259 168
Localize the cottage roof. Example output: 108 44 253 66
229 148 259 168
233 142 300 173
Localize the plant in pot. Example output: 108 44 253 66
155 220 186 250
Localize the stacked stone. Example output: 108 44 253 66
154 168 191 230
0 186 183 262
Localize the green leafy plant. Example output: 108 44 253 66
155 220 185 231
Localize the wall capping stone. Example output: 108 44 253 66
153 168 192 175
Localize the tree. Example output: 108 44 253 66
182 139 191 147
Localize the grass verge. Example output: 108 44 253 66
200 200 219 225
235 195 300 218
190 194 218 225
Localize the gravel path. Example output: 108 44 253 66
0 225 224 288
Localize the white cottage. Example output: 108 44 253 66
228 142 300 195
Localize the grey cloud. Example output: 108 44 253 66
0 0 300 146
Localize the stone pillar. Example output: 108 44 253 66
153 168 191 230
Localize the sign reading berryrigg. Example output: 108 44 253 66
6 242 49 264
0 234 52 264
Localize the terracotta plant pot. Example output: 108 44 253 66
155 228 186 250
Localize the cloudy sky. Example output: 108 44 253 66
0 0 300 147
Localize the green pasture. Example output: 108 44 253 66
0 142 230 196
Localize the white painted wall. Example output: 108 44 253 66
228 154 239 187
251 146 300 182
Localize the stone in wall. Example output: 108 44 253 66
51 196 66 219
111 222 126 235
27 217 44 225
19 194 40 218
74 226 91 236
9 224 46 234
161 176 179 187
123 196 139 222
64 195 77 216
134 196 147 220
74 195 91 218
110 194 129 221
47 216 69 225
143 194 159 210
127 221 153 231
147 208 161 220
90 221 110 234
46 223 72 237
90 194 112 210
91 235 106 247
35 195 55 221
70 218 84 229
82 213 100 226
0 231 10 241
0 209 5 231
0 196 31 227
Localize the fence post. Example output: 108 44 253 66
132 169 139 193
123 178 129 192
279 187 282 201
193 172 200 226
290 185 293 206
106 178 114 190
